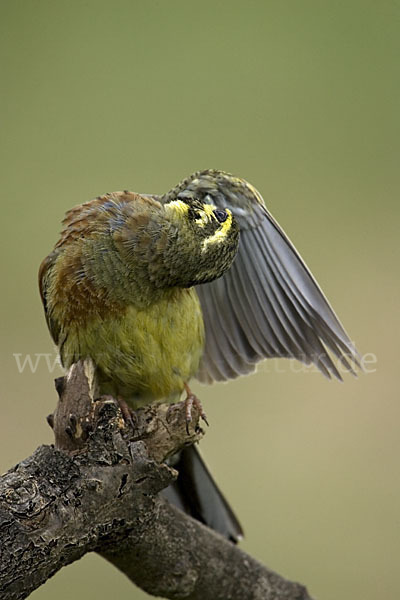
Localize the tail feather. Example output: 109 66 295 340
162 445 243 543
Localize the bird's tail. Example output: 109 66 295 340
162 445 243 543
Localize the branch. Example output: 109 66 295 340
0 360 314 600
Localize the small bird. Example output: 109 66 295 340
39 170 359 542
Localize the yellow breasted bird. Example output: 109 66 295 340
39 170 360 542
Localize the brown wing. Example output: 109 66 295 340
54 191 150 250
38 250 62 345
39 190 160 344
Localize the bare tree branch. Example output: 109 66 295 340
0 360 314 600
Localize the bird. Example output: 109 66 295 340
39 169 360 543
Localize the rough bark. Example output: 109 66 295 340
0 359 314 600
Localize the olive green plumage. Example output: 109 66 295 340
39 168 360 543
39 177 239 405
40 169 360 404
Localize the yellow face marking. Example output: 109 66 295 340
164 199 190 218
201 209 233 251
202 204 216 218
164 199 233 252
194 203 216 227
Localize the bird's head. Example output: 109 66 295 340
162 171 242 286
165 169 263 220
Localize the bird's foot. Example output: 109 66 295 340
116 396 136 429
184 382 209 435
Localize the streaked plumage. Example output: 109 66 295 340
39 169 360 543
163 171 359 382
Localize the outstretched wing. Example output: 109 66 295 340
195 195 360 383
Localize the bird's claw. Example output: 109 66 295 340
184 384 209 435
116 396 136 429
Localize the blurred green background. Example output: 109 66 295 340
1 1 398 598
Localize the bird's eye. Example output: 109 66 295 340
213 209 228 223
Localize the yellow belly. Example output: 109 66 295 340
61 288 205 407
